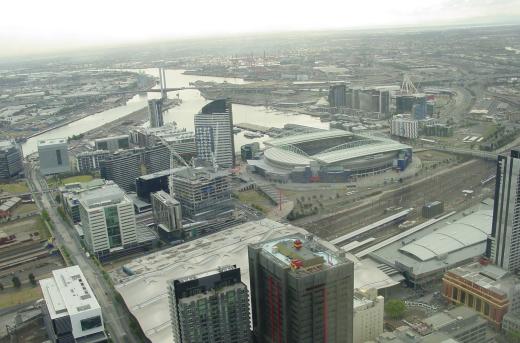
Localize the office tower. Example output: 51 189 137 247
168 265 250 343
99 149 143 192
379 90 390 115
395 95 415 113
390 116 419 139
37 138 70 175
151 190 183 241
248 234 354 343
241 142 260 162
136 169 170 201
75 150 110 173
171 166 232 221
59 179 107 223
130 124 196 154
40 265 107 343
328 84 347 112
78 182 137 256
487 148 520 273
194 99 235 168
353 289 384 343
0 140 23 180
94 135 130 152
148 99 164 128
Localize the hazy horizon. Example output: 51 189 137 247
2 0 520 59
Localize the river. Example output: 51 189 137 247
22 69 327 155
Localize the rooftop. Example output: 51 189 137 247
78 183 128 209
112 219 387 343
37 138 67 146
264 129 352 147
0 140 17 151
370 200 495 279
40 265 100 319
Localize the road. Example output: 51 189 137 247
25 163 138 343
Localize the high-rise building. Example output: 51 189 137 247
40 265 107 343
171 166 232 221
390 116 418 139
0 140 23 180
328 84 347 112
168 265 250 343
129 125 196 160
151 190 183 241
94 135 130 152
248 233 354 343
99 148 143 192
354 289 384 343
78 182 138 256
148 99 164 128
75 150 110 173
194 99 235 168
487 148 520 273
37 138 70 175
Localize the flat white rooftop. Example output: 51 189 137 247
40 265 100 319
37 138 67 147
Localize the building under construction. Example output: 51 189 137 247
171 166 233 221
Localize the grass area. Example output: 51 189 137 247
12 203 38 215
0 181 29 194
35 215 51 239
0 286 42 308
236 190 272 213
47 174 94 187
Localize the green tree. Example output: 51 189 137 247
385 299 406 319
29 273 37 286
12 276 21 289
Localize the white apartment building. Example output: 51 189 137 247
353 288 384 343
390 116 418 139
78 182 137 257
40 265 107 343
38 138 70 175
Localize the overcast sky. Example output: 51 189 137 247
1 0 520 57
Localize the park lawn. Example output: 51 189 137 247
236 190 273 212
0 181 29 194
0 286 42 308
48 174 94 187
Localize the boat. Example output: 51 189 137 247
244 131 263 139
233 127 242 134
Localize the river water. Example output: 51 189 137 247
22 69 327 155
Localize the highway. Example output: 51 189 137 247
25 163 138 343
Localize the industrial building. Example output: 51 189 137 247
99 148 143 192
442 261 520 328
486 148 520 273
151 190 183 242
171 166 232 221
94 135 130 152
168 266 250 343
75 150 110 173
369 201 494 287
0 139 23 180
391 116 419 139
78 182 138 257
148 99 164 128
40 265 107 343
353 289 384 343
248 233 354 343
194 99 235 168
247 130 412 183
114 218 399 343
38 138 70 175
59 179 109 223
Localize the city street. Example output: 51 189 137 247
26 163 138 343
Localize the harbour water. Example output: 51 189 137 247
22 69 327 155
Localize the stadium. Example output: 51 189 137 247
247 130 412 183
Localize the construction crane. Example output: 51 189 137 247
156 135 191 195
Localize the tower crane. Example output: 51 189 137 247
155 135 191 195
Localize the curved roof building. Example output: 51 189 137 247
248 130 412 182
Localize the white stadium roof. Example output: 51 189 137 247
314 141 411 165
264 129 352 147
